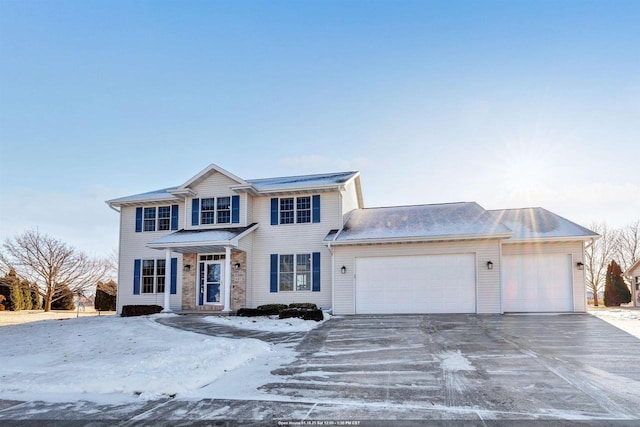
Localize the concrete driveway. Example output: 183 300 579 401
1 314 640 424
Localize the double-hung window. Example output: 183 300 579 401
137 205 177 232
201 198 216 225
141 259 166 293
158 207 171 231
217 197 231 224
143 208 156 232
279 196 311 224
278 253 311 292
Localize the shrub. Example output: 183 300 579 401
279 308 324 322
95 281 117 312
256 304 288 315
121 305 163 317
51 285 75 310
0 294 5 311
288 303 318 310
236 308 264 317
604 260 631 307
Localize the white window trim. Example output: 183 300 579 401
141 259 166 294
142 205 172 232
200 196 232 225
278 253 312 292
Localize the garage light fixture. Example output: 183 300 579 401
576 262 584 270
486 261 493 270
341 266 347 274
234 262 241 270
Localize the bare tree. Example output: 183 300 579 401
617 221 640 274
0 229 110 312
584 222 618 307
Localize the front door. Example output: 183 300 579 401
200 262 224 304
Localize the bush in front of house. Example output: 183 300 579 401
288 303 317 310
256 304 288 315
121 305 163 317
236 308 264 317
279 307 324 322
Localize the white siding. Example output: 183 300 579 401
186 172 248 229
501 241 586 312
116 205 183 314
332 240 501 315
341 178 361 223
248 191 342 310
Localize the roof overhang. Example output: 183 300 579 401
501 235 600 244
147 224 259 254
106 195 180 209
625 258 640 276
324 232 514 246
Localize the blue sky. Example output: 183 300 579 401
1 0 638 257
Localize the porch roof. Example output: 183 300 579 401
147 223 258 253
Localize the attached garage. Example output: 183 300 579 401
502 253 573 312
355 254 476 314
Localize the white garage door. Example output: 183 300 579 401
355 254 476 314
503 254 573 312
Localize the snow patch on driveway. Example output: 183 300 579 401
589 308 640 339
439 350 475 371
202 313 329 332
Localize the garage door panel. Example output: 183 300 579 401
503 254 572 312
355 254 476 314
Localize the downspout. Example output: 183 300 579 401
328 241 334 315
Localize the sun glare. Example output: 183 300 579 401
499 143 555 200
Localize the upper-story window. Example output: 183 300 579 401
276 196 313 225
200 197 231 225
137 205 178 232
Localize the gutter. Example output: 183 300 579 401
106 202 120 213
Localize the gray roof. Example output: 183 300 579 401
247 171 358 191
148 224 257 246
488 208 598 241
330 202 512 243
107 187 178 205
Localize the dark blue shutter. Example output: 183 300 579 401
198 262 204 305
135 208 143 232
312 252 321 292
170 205 179 230
170 257 177 294
270 198 279 225
312 195 321 223
191 198 200 226
133 259 141 295
270 254 278 292
231 195 240 224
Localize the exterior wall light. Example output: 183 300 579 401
341 266 347 274
234 262 241 270
577 262 584 270
486 261 493 270
183 264 191 272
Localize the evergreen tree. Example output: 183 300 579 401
51 284 75 310
604 260 631 307
95 280 117 311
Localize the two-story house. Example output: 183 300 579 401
107 163 598 315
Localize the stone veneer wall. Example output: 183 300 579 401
231 250 247 311
181 253 197 310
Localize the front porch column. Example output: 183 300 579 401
224 246 232 312
163 249 172 312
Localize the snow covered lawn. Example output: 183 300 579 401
202 313 329 332
589 307 640 339
0 314 272 403
0 309 114 326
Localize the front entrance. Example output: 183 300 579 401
199 261 225 305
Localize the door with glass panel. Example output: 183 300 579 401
202 262 223 304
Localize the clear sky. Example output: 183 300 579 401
1 0 638 258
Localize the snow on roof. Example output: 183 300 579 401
488 207 598 241
247 171 358 191
332 202 512 243
107 187 178 205
148 224 257 246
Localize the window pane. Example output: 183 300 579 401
157 276 165 293
280 211 294 224
201 212 215 224
297 210 311 223
296 254 310 272
297 272 311 291
217 211 230 224
296 197 311 223
143 207 156 231
217 197 230 210
297 197 311 210
280 198 294 211
142 260 154 293
280 273 294 291
201 198 215 211
158 206 171 218
144 207 156 219
142 260 155 276
280 255 293 273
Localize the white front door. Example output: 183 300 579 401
201 261 224 304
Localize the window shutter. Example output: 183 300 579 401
198 262 204 306
231 195 240 224
312 195 321 223
191 198 200 226
135 208 143 232
312 252 321 292
270 254 278 292
171 205 179 230
270 198 279 225
170 257 177 294
133 259 141 295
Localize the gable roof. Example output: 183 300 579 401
107 166 361 207
624 258 640 276
147 224 259 253
328 202 512 245
488 207 599 242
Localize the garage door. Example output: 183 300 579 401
502 254 573 312
355 254 476 314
